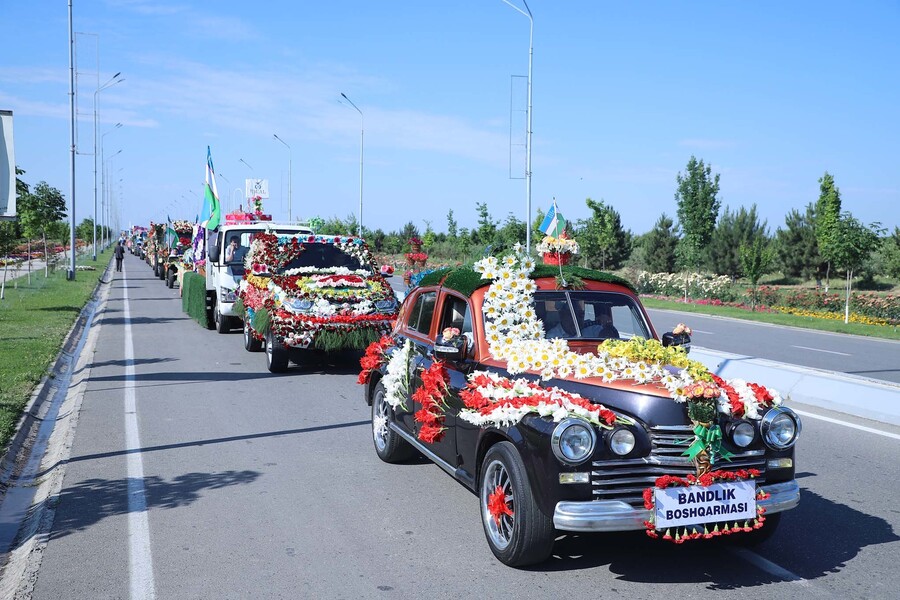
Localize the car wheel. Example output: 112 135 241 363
480 442 554 567
265 329 289 373
166 270 175 288
244 319 263 352
371 382 415 463
725 512 782 546
215 307 230 334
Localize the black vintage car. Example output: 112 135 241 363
361 258 801 567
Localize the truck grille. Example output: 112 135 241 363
592 424 766 507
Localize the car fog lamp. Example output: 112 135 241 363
767 458 793 470
761 407 801 450
551 419 596 465
608 427 635 456
559 472 590 484
731 421 755 448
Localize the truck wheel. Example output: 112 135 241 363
166 270 175 288
266 329 289 373
480 442 554 567
371 382 415 463
244 320 262 352
215 307 230 334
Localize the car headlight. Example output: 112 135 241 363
760 406 801 450
607 427 635 456
220 289 237 303
730 421 756 448
551 418 596 465
284 298 314 313
374 299 397 313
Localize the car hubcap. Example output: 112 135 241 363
373 390 389 451
482 459 514 549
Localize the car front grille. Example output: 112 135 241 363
591 424 767 508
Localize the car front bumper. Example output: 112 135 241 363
553 480 800 532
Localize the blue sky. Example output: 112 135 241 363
2 0 898 238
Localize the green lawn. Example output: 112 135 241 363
0 250 112 451
641 296 900 341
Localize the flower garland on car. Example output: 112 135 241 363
535 235 579 255
641 469 770 543
413 361 451 443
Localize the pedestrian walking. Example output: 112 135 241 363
115 241 125 272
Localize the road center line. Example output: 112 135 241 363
729 548 827 596
792 409 900 441
122 267 158 600
790 345 851 356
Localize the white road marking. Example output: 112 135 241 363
690 329 714 335
729 548 826 595
793 408 900 441
790 345 851 356
122 268 157 600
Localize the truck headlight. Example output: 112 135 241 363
551 418 596 465
220 289 237 303
284 298 314 313
374 299 397 313
760 406 801 450
607 427 635 456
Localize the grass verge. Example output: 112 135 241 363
0 250 112 452
641 296 900 341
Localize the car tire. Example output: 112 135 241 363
480 441 554 567
371 382 416 463
266 329 289 373
166 270 175 288
244 319 263 352
215 307 230 334
725 512 782 546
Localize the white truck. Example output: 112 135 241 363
205 216 312 333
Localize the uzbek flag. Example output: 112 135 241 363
200 147 221 230
539 201 566 237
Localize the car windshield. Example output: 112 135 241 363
280 243 368 273
534 290 650 340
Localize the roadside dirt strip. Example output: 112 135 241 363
0 264 112 598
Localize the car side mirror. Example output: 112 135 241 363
662 332 691 354
434 335 468 363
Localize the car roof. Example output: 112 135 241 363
416 263 636 296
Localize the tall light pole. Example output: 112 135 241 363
502 0 534 252
340 93 364 237
101 123 121 247
217 173 231 212
67 0 76 280
103 149 121 248
92 72 123 259
273 134 292 222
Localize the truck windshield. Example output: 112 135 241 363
281 243 368 272
224 228 310 266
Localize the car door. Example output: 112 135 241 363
397 289 438 434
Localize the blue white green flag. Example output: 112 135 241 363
200 147 221 230
539 201 566 237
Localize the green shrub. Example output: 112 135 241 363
182 272 212 328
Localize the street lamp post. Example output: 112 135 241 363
103 148 121 248
340 93 364 238
92 72 123 259
101 123 122 247
502 0 534 252
67 0 76 280
217 173 231 212
273 134 292 223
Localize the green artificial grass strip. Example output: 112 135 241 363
251 308 271 337
418 268 452 287
531 264 636 292
313 327 381 352
181 272 212 328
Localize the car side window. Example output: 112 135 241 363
439 295 472 337
408 291 437 335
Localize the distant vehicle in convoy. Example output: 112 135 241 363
360 253 801 566
238 233 400 372
204 212 313 334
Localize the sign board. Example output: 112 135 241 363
654 480 756 529
245 178 269 199
0 110 15 220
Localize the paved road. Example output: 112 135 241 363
648 308 900 384
5 253 900 599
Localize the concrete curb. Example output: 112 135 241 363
691 347 900 427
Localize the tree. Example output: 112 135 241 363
814 172 842 291
740 237 774 311
577 198 631 270
0 220 20 299
76 218 95 244
774 204 824 281
878 227 900 280
446 209 458 239
496 213 526 251
643 213 678 273
707 205 767 280
675 156 721 272
474 202 497 246
17 181 67 277
829 213 882 323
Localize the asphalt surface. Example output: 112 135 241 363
5 253 900 599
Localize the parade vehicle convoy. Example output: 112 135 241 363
204 213 313 334
238 232 400 373
359 252 801 567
